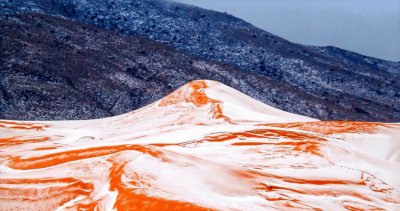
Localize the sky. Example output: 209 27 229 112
174 0 400 62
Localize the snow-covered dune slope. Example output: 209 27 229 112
0 80 399 210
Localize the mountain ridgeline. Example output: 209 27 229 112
1 0 399 121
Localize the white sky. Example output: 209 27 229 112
174 0 400 62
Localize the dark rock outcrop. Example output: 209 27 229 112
1 0 399 121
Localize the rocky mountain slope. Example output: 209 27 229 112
1 80 399 210
1 0 400 121
0 13 349 120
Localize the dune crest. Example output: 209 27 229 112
0 80 399 210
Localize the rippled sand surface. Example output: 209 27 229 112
1 80 399 210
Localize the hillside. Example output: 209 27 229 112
1 0 399 121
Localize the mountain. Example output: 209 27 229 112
0 80 399 210
1 0 399 121
0 13 334 121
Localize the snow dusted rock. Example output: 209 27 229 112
1 0 400 121
0 80 399 210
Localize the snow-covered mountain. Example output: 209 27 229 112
0 80 399 210
1 0 400 122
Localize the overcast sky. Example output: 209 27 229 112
174 0 400 62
